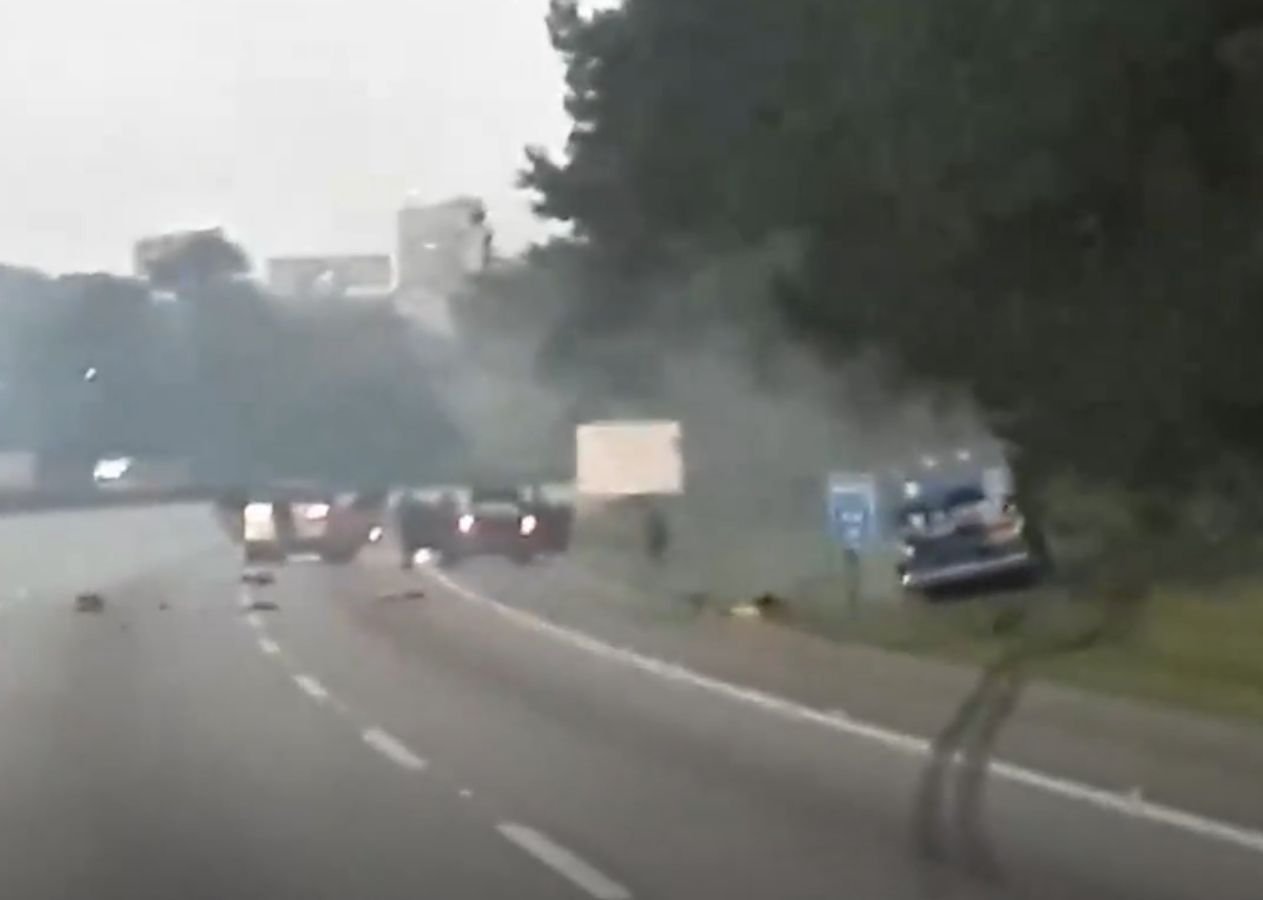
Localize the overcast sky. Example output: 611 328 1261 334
0 0 577 274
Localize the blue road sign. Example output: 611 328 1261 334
827 473 877 551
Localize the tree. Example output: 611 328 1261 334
141 229 251 290
525 0 1263 523
0 255 468 488
524 0 1263 878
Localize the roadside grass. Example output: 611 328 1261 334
571 504 1263 725
794 579 1263 726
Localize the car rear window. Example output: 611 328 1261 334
473 501 521 516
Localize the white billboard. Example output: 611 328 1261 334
576 420 684 497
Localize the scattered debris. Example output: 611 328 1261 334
378 589 427 603
241 570 276 587
727 593 787 620
681 592 711 614
75 592 105 613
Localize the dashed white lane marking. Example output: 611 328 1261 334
362 728 428 771
434 570 1263 857
293 674 331 703
498 823 632 900
257 637 282 656
245 612 265 630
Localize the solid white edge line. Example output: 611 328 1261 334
433 570 1263 857
362 727 428 771
257 637 282 656
498 823 632 900
293 674 330 703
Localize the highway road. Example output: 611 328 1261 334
0 504 1260 899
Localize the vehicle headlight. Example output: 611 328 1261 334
987 517 1025 544
93 457 132 482
900 542 917 559
458 514 476 534
303 503 331 522
368 526 384 543
520 514 539 536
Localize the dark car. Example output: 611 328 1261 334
895 483 1044 595
396 485 572 569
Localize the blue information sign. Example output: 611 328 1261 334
827 473 877 551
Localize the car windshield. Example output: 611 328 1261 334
3 2 1258 898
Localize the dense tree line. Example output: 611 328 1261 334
0 235 466 488
519 0 1263 565
511 1 1263 869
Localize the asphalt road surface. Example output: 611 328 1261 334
0 504 1261 899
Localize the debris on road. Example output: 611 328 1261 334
377 589 427 603
75 592 105 613
728 594 787 620
681 592 711 614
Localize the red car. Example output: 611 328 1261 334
396 486 571 569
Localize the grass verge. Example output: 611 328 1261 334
791 580 1263 726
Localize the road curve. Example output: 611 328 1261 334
0 504 1258 899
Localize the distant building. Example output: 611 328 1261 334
397 196 492 293
267 254 394 302
395 195 493 335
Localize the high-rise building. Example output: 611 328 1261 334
395 196 493 335
396 196 492 294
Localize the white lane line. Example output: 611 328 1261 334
498 823 631 900
245 612 265 630
433 570 1263 857
293 674 331 703
258 637 282 656
362 728 428 771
